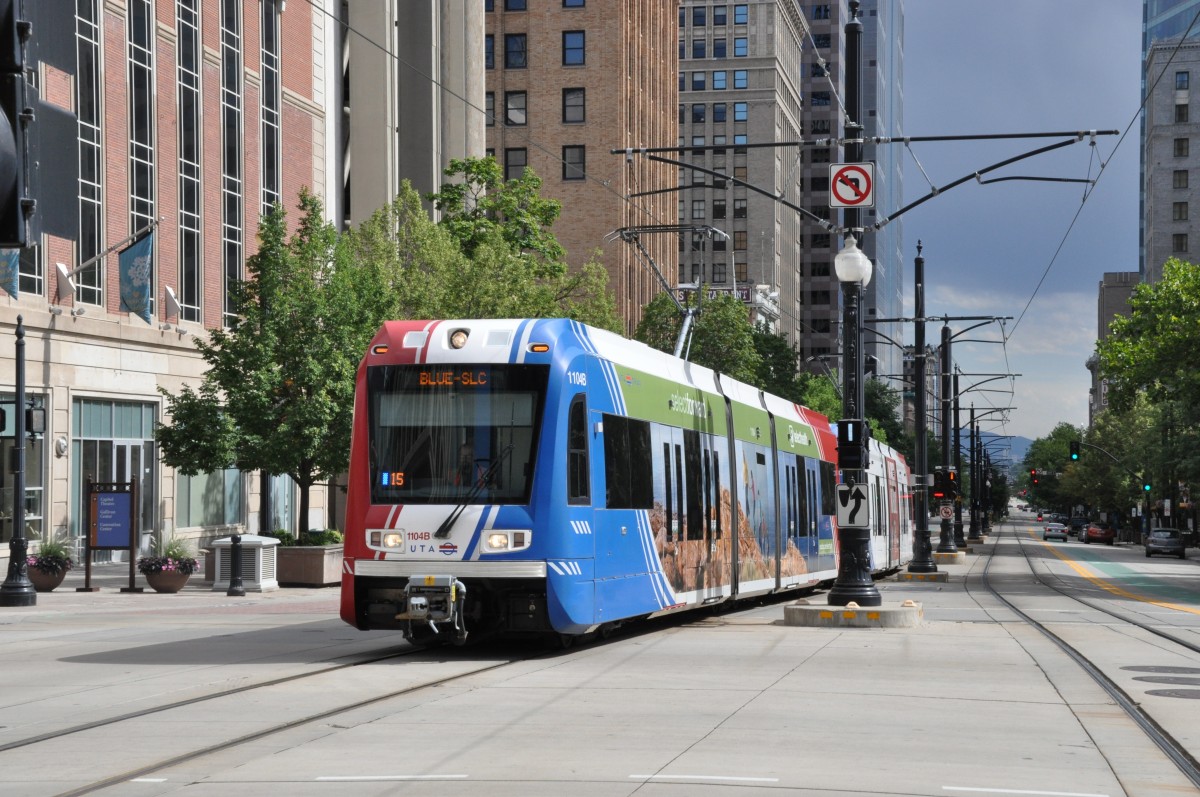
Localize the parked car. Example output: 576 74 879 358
1068 516 1088 536
1145 528 1186 559
1042 522 1069 542
1081 522 1115 545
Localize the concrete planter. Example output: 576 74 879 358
276 544 343 587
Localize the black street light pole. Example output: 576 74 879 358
936 323 957 554
1 317 36 607
968 407 981 542
952 372 965 547
828 0 879 608
908 244 936 573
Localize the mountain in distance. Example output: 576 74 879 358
980 432 1031 467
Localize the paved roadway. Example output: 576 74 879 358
1 520 1198 796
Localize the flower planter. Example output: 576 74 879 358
276 545 343 587
28 568 67 592
144 569 191 593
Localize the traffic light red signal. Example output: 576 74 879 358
1030 468 1038 485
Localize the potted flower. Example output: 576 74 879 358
27 536 74 592
137 536 199 593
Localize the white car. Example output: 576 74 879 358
1042 523 1069 542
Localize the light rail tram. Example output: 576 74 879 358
339 319 912 643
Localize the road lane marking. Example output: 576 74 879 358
945 787 1108 797
631 774 779 783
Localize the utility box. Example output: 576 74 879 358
211 534 280 592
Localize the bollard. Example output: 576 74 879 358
227 534 246 597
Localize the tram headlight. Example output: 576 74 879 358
483 530 532 553
382 533 404 548
449 328 469 349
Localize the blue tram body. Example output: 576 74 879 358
340 319 912 642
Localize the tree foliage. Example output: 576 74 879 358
634 291 762 384
158 167 620 535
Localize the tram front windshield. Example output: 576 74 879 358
367 364 548 505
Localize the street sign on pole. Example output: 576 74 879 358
829 162 875 208
836 483 872 528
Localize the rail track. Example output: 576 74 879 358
973 520 1200 789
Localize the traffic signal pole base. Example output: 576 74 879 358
897 570 949 583
827 527 881 607
0 538 36 607
784 598 922 628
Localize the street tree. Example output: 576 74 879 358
634 290 762 384
157 189 356 535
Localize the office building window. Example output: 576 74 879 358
563 88 585 123
713 38 726 58
1174 169 1188 188
563 145 585 180
734 133 747 153
486 35 494 69
679 38 686 59
505 148 527 179
260 0 282 215
733 231 748 251
678 103 686 124
734 198 747 218
734 4 747 24
1178 104 1190 124
812 33 831 48
1175 137 1189 157
734 165 747 180
77 0 102 305
713 5 727 25
486 0 493 10
712 262 727 282
679 5 685 26
811 91 831 106
713 70 726 90
735 260 748 282
692 71 705 91
1178 70 1190 90
713 199 726 219
1174 201 1188 221
692 103 705 123
220 0 243 325
505 91 527 125
564 0 584 6
713 102 726 122
563 31 585 65
734 101 747 121
505 34 527 68
177 0 202 321
1173 233 1188 252
486 92 495 125
734 69 747 88
734 37 747 57
679 71 686 91
694 6 706 26
129 0 157 320
812 4 831 20
506 0 526 9
692 199 705 219
693 39 705 59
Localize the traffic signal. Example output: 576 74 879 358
0 0 77 248
0 0 33 248
1069 441 1080 461
1030 468 1038 485
931 468 946 500
1143 481 1151 493
945 468 958 500
837 418 871 471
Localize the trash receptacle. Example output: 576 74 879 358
211 534 280 592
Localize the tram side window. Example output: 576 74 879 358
567 395 589 504
819 460 836 516
683 429 703 539
603 413 653 509
794 455 809 536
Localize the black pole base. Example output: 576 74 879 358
935 518 958 554
907 560 938 574
1 538 36 607
828 528 882 607
908 528 938 572
227 534 246 597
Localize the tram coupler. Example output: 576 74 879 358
396 575 468 644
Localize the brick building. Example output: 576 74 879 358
0 0 338 569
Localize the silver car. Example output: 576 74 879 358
1145 528 1186 559
1042 522 1069 542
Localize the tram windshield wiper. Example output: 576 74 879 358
434 444 514 539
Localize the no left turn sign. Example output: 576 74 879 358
829 163 875 208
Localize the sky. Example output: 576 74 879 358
899 0 1143 443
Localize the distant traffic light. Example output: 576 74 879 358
1030 468 1039 485
1069 441 1080 461
1144 481 1152 492
945 468 958 500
